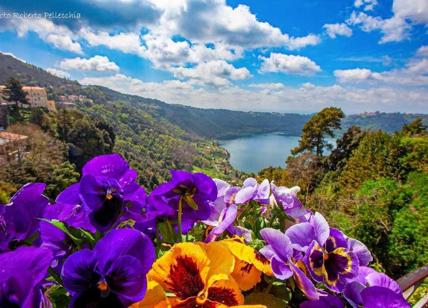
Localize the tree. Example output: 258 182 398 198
292 107 344 157
3 78 29 122
4 78 28 105
67 118 113 169
401 118 427 136
327 126 365 171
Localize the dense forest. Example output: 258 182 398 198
258 109 428 282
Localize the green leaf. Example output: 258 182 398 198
45 284 70 308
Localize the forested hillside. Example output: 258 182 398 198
1 53 426 140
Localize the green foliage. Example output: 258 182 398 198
338 131 404 194
401 118 427 136
3 77 28 105
386 172 428 276
292 107 344 157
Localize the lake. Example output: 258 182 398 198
219 133 301 173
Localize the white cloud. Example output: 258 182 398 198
9 17 82 54
79 73 428 114
149 0 321 50
59 56 119 72
171 60 250 86
393 0 428 24
80 29 145 55
334 68 380 82
323 23 353 38
46 68 71 79
416 45 428 57
335 48 428 86
259 53 321 75
354 0 378 11
347 11 410 43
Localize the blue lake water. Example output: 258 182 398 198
219 134 301 173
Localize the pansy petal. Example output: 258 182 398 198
82 153 129 179
344 281 365 308
235 186 256 204
285 222 315 251
271 258 293 280
348 238 373 267
311 212 329 246
361 286 409 308
260 228 293 261
214 179 231 197
288 261 319 301
366 272 402 294
94 229 155 276
106 255 148 304
0 247 52 307
61 249 97 296
300 294 343 308
243 178 257 187
206 204 238 241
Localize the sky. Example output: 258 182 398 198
0 0 427 114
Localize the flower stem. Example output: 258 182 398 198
178 197 183 242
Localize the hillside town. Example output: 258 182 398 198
0 83 93 165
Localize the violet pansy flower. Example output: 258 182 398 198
0 246 53 307
70 154 148 232
344 266 409 307
285 212 360 292
203 179 253 242
271 183 309 219
61 228 155 307
260 228 320 300
234 178 270 204
0 183 48 252
148 170 217 234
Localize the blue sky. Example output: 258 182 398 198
0 0 427 114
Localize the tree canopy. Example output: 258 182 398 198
292 107 344 157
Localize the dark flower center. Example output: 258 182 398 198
92 193 123 230
0 296 20 308
207 287 239 306
255 251 270 265
324 252 349 282
167 256 205 299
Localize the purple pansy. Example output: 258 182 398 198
271 184 309 219
65 154 149 232
285 212 360 292
234 178 270 205
260 228 320 300
305 227 359 292
61 228 155 307
344 267 408 307
300 294 344 308
203 179 253 242
360 286 409 308
0 246 53 307
0 183 48 252
148 170 217 234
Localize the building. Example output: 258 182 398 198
22 86 49 108
0 85 49 108
0 131 29 165
47 100 57 112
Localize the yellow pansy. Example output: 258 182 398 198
139 242 245 307
220 237 273 291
